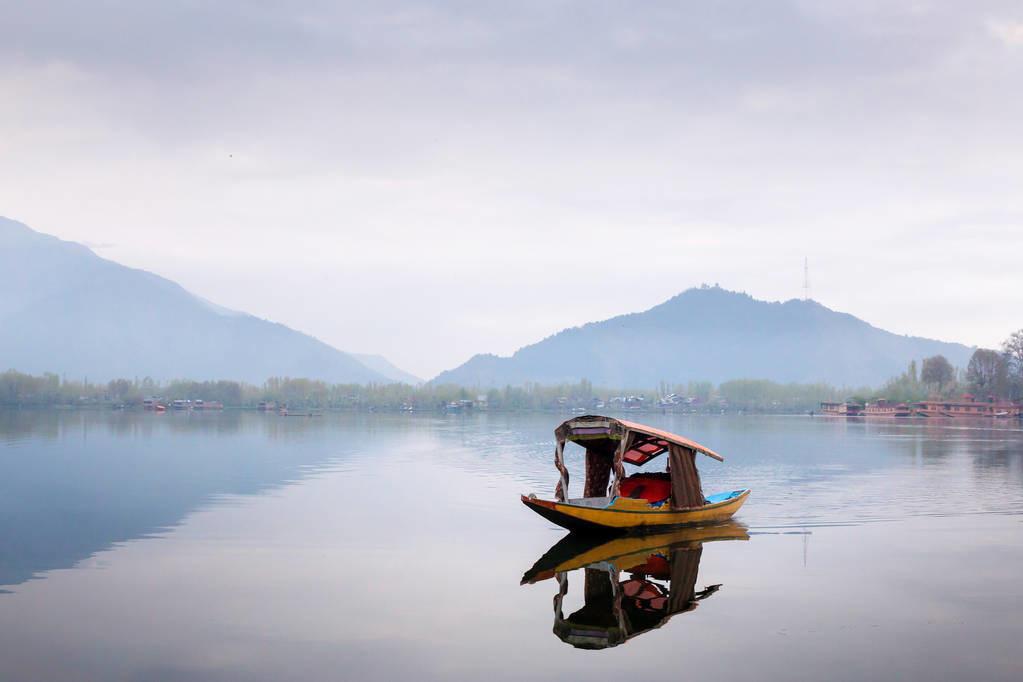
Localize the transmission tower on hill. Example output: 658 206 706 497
803 257 811 301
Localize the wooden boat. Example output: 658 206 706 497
863 399 911 418
911 395 1021 419
521 415 749 533
819 401 864 417
521 522 749 649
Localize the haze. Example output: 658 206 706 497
1 1 1021 377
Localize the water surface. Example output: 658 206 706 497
1 411 1021 681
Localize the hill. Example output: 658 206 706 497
0 216 390 384
351 354 422 385
432 286 974 388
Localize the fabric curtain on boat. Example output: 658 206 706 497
554 440 569 501
608 431 630 498
668 444 704 510
584 448 613 498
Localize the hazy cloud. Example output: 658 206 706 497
987 19 1023 46
1 1 1021 376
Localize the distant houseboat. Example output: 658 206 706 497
819 401 864 417
911 394 1020 419
258 401 277 412
863 399 911 418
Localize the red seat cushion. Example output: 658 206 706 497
619 474 671 503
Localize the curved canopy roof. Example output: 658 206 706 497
554 415 724 466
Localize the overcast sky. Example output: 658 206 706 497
2 1 1021 378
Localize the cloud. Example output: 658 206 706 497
0 1 1021 376
987 19 1023 46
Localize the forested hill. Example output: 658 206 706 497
351 354 423 384
0 216 391 384
432 286 974 388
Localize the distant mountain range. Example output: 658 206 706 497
1 216 977 389
351 353 422 385
0 216 416 385
433 286 975 388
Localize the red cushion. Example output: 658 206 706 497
619 474 671 503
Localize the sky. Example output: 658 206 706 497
1 1 1021 379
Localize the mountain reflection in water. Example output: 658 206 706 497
522 523 748 649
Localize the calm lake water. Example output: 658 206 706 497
1 410 1022 681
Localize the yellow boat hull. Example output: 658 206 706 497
521 489 750 533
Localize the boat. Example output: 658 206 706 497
819 401 864 417
862 399 911 418
520 522 749 649
520 415 749 533
912 394 1021 419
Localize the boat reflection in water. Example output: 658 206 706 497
521 522 748 649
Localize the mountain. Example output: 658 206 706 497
351 354 422 385
432 286 975 388
0 216 390 384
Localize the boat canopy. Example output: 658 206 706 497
552 415 723 510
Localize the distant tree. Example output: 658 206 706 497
1002 329 1023 400
920 355 954 394
878 360 926 402
966 348 1008 398
687 381 713 402
106 378 135 401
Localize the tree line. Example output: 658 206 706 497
879 329 1023 402
2 328 1020 411
0 373 629 411
0 372 868 413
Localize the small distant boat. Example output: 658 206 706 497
445 400 474 412
521 415 749 533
